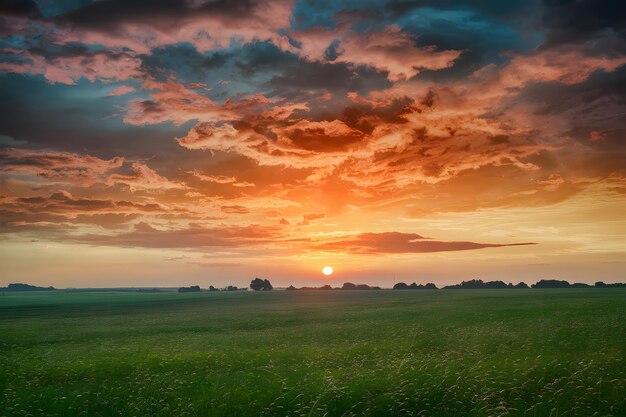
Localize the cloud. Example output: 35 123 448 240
0 49 142 84
0 191 168 231
289 23 462 81
315 232 536 254
221 205 250 214
298 212 325 225
108 85 136 96
189 170 254 187
1 0 624 268
3 191 165 214
73 222 283 249
277 119 366 152
472 48 626 99
540 0 626 48
191 262 244 268
51 0 295 54
107 162 188 192
123 79 233 125
0 148 123 185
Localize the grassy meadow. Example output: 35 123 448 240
0 289 624 417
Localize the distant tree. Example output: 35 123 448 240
443 279 484 289
394 282 438 290
341 282 356 290
485 280 509 289
178 285 201 293
250 278 273 291
286 285 297 291
514 282 529 289
443 279 525 289
531 279 571 288
593 281 626 288
3 283 55 291
208 285 219 292
571 282 591 288
291 284 336 290
226 285 239 291
355 284 371 290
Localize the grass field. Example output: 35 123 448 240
1 289 625 417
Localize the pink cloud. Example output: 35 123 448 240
0 49 142 84
289 24 462 81
50 0 295 55
108 85 135 96
471 48 626 100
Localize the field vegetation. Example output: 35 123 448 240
1 289 624 416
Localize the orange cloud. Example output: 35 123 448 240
315 232 536 254
107 162 188 192
73 222 283 249
189 171 255 188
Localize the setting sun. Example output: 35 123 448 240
322 266 334 276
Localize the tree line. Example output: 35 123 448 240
3 278 624 293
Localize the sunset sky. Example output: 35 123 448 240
1 0 625 288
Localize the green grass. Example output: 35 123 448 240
1 289 624 417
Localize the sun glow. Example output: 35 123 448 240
322 266 334 275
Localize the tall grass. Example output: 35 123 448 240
1 289 624 416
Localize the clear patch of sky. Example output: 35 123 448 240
0 75 189 156
33 0 92 18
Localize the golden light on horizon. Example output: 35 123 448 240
322 266 334 276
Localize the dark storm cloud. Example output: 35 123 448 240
55 0 258 29
541 0 626 48
268 59 391 97
515 63 626 155
235 42 298 77
141 44 234 83
0 0 40 18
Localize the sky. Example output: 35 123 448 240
0 0 625 288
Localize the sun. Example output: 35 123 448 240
322 266 334 276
